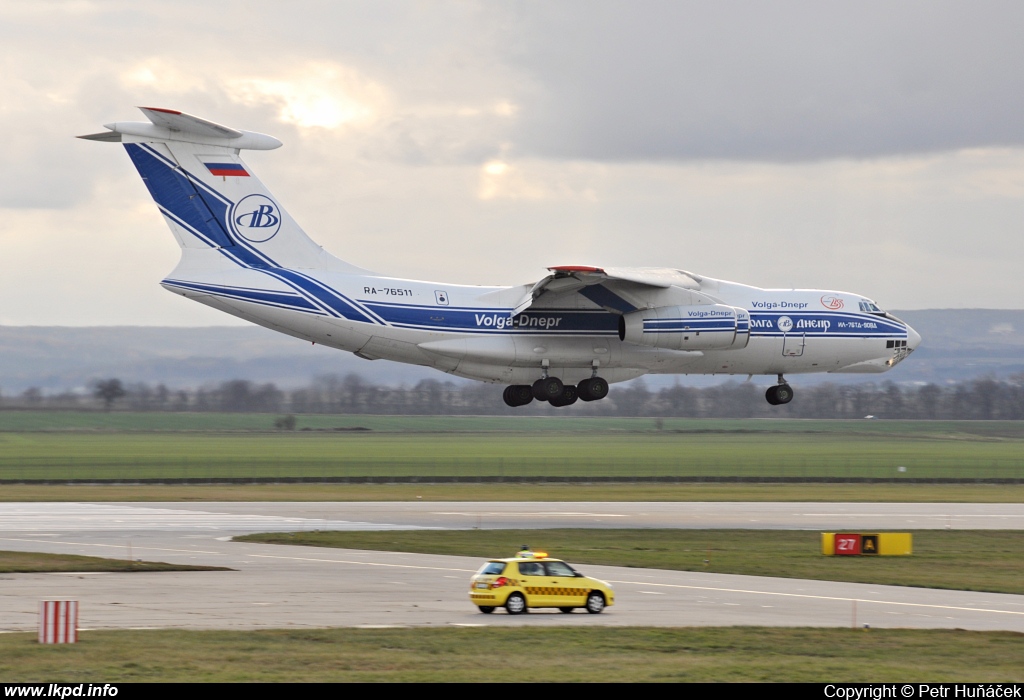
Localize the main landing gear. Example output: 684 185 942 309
502 375 610 408
765 374 794 405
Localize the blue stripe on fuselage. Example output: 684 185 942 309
643 318 738 334
162 279 322 313
749 311 906 336
363 303 619 334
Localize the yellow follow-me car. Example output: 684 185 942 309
468 550 615 615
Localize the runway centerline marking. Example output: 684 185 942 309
432 512 627 517
605 579 1024 617
801 514 1023 518
248 553 475 573
0 537 221 555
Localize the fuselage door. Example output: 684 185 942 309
783 333 805 357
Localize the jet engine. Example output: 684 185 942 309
618 304 750 351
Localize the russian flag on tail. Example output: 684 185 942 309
204 162 249 177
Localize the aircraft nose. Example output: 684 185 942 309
906 325 921 350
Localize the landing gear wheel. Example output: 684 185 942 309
502 386 516 407
577 377 609 402
503 385 534 407
478 606 495 614
505 592 527 615
532 377 564 402
775 384 794 404
559 607 574 614
765 384 794 405
585 592 606 614
549 384 579 407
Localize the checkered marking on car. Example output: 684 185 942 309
525 587 589 596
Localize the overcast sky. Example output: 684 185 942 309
2 0 1023 325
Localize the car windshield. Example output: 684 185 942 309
477 562 506 576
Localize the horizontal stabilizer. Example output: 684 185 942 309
138 107 243 139
77 107 282 150
77 131 123 143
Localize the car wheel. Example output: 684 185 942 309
505 592 527 615
478 606 495 614
585 592 605 614
559 607 574 614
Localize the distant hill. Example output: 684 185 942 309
0 326 442 393
1 309 1021 394
890 310 1024 384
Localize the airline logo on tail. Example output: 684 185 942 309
231 194 281 242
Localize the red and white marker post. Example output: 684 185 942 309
38 600 78 644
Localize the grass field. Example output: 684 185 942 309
0 414 1022 481
238 529 1024 595
3 411 1024 437
1 627 1021 682
0 550 228 573
5 412 1024 435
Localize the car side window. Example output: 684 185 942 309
517 562 544 576
544 561 577 577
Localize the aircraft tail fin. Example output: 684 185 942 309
79 108 366 273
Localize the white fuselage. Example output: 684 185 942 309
162 251 919 386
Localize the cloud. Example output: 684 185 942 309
506 2 1024 161
0 0 1022 325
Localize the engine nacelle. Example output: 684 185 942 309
618 304 750 351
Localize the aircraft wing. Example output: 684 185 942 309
511 265 702 316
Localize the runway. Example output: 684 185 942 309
3 500 1022 532
1 501 1022 633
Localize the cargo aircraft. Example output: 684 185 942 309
81 108 920 407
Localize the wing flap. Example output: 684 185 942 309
512 265 701 316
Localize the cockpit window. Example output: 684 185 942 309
859 300 905 324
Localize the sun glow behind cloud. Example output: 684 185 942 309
232 63 388 130
477 158 601 201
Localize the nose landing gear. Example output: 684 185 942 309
765 375 794 405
